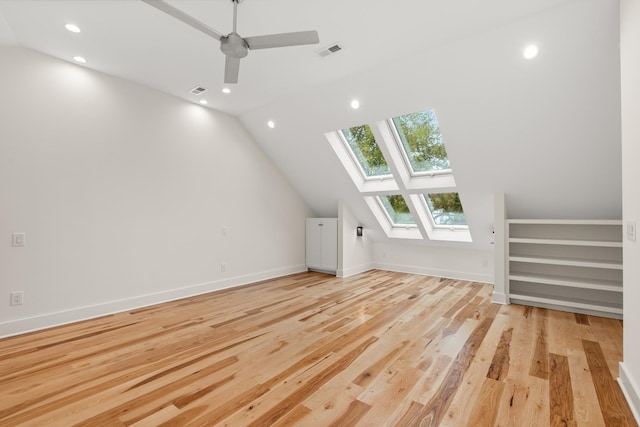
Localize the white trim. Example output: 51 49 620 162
374 261 493 284
0 264 306 339
337 263 375 278
492 291 509 305
507 219 622 225
325 131 399 194
619 362 640 424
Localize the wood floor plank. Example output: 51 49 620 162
295 372 364 426
270 404 312 427
487 327 513 381
548 309 585 357
493 305 550 426
242 337 379 427
495 377 549 426
588 316 624 378
529 307 550 379
467 377 505 426
582 339 638 427
575 313 590 325
566 348 607 426
0 271 633 426
396 316 495 426
549 353 577 427
356 366 427 425
442 359 493 426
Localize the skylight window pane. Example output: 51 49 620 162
392 109 450 173
424 193 467 226
341 125 391 177
380 195 415 225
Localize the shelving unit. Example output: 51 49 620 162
506 219 623 318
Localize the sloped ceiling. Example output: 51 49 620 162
0 0 622 249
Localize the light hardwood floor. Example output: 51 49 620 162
0 270 636 426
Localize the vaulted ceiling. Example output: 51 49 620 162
0 0 622 249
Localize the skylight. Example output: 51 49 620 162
391 110 450 174
340 125 391 178
424 193 467 227
327 108 471 242
379 195 416 226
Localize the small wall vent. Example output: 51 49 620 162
316 43 343 58
189 86 208 95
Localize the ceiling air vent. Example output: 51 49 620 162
316 43 343 58
189 86 208 95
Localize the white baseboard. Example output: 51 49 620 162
492 291 509 305
0 264 306 339
619 362 640 424
374 261 493 284
337 262 375 278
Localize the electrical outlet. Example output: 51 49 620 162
10 291 24 306
221 263 226 272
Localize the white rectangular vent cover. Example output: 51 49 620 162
316 43 343 58
189 86 208 95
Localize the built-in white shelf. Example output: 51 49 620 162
508 273 622 293
509 255 622 270
509 293 623 316
504 219 623 319
508 237 622 248
507 219 622 225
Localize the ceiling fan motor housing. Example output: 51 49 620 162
221 32 249 58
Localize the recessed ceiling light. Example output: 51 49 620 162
73 56 87 63
267 120 275 129
222 87 231 94
350 99 360 110
523 44 539 59
199 99 208 105
65 23 81 33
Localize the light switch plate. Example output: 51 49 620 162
627 220 636 242
11 232 25 247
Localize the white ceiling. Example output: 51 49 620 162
0 0 622 249
0 0 581 115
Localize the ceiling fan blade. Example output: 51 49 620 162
142 0 223 41
245 31 319 50
224 56 241 84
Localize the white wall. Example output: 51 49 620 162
619 1 640 421
0 47 313 338
337 201 373 277
240 0 621 252
373 242 493 284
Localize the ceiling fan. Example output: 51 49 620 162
142 0 320 84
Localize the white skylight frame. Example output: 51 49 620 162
364 196 422 240
327 107 472 243
377 120 456 191
416 193 472 242
326 131 399 194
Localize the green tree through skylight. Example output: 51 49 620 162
425 193 467 225
341 125 390 177
381 195 415 225
392 110 450 172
